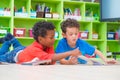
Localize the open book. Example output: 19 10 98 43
0 62 10 65
21 58 52 65
77 55 104 65
22 60 52 65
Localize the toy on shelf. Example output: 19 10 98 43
36 4 45 18
30 7 36 18
85 8 94 21
93 14 99 21
64 8 81 20
35 3 59 19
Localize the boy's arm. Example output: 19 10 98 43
52 48 80 62
94 49 107 62
59 56 78 65
59 59 70 65
94 49 117 64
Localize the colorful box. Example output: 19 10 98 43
92 33 98 39
0 8 4 16
107 32 115 40
52 13 59 19
36 12 44 18
45 13 52 18
15 12 28 17
14 28 26 37
78 31 89 39
30 12 36 18
0 27 10 36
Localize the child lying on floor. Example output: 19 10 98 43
0 21 80 65
55 18 118 65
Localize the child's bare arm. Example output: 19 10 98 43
59 59 69 64
94 49 117 64
59 56 78 65
94 49 107 62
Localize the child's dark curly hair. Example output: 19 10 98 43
61 18 80 33
32 21 55 42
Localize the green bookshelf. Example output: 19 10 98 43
0 0 120 59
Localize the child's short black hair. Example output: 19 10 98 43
61 18 80 33
32 21 55 42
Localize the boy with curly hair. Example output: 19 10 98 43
0 21 80 65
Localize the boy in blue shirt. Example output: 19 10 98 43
55 18 117 65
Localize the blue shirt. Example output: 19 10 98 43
55 38 95 60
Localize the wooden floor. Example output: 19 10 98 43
0 64 120 80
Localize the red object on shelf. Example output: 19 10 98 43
78 31 89 39
115 32 119 40
14 28 26 37
29 29 33 37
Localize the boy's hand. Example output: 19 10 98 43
68 56 78 65
71 48 81 56
105 59 118 64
